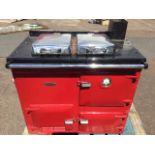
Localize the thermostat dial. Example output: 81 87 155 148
102 78 111 87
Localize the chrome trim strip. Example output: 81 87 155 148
8 63 145 69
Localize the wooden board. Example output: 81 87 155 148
22 104 146 135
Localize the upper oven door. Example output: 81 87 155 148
15 77 79 106
79 74 140 107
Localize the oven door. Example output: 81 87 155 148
25 104 78 134
15 77 79 106
79 75 139 107
78 107 127 134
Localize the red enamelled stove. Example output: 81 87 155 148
6 20 148 134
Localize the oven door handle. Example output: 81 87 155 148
77 81 91 88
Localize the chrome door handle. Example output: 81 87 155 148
79 119 89 125
79 82 91 88
64 120 74 125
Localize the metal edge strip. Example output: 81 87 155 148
7 63 145 69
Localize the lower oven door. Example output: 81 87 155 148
78 107 128 134
26 104 78 134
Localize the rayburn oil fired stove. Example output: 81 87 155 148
6 20 148 134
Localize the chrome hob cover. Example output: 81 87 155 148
32 33 115 55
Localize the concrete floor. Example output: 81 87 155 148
0 20 155 134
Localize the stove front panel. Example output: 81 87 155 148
12 69 141 134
